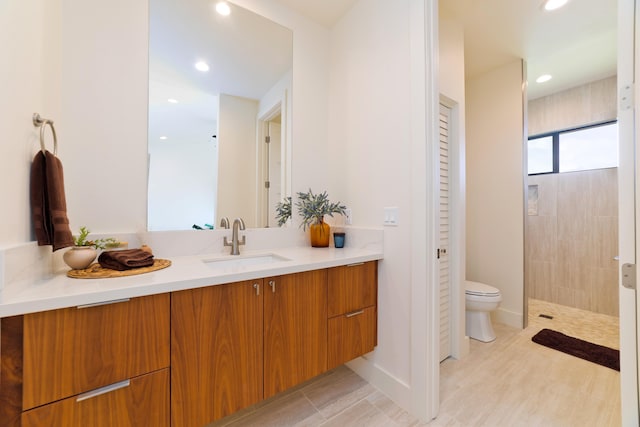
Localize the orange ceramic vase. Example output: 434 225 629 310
309 218 330 247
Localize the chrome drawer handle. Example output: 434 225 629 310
76 298 130 309
76 379 130 402
346 262 365 267
345 310 365 318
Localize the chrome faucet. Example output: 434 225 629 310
223 218 246 255
219 217 230 229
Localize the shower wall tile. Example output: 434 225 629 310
573 288 592 312
592 267 619 316
556 286 576 308
526 168 619 316
528 261 557 301
558 170 586 193
528 174 557 216
589 168 618 217
528 76 617 136
527 216 557 262
591 216 618 269
556 256 593 291
557 194 588 240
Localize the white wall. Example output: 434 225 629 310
328 0 440 419
148 140 216 231
217 94 259 226
466 60 525 328
0 0 48 247
329 0 413 388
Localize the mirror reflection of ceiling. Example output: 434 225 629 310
148 0 293 143
271 0 360 28
440 0 617 100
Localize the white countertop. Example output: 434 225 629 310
0 246 383 318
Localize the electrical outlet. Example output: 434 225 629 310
344 209 352 225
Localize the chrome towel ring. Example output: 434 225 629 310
32 113 58 155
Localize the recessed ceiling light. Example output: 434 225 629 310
159 136 168 140
194 61 210 72
543 0 569 11
216 2 231 16
536 74 552 83
167 98 178 103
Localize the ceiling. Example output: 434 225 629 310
441 0 617 99
271 0 360 28
273 0 617 100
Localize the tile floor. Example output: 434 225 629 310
208 298 621 426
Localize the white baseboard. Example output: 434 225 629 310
493 307 523 329
346 355 412 414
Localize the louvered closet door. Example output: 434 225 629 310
439 103 452 362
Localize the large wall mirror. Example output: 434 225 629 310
148 0 293 231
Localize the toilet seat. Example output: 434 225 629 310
465 280 501 297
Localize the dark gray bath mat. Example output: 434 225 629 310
532 328 619 371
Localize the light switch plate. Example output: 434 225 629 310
383 207 399 226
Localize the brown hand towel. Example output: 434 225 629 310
98 249 155 271
30 151 74 251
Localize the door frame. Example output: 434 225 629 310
256 102 282 227
439 96 468 360
618 0 640 423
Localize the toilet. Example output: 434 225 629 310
465 280 502 342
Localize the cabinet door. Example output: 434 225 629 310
328 306 377 369
171 281 263 427
21 369 169 427
264 270 328 399
327 261 377 317
22 294 170 410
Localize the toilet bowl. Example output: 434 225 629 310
465 281 502 342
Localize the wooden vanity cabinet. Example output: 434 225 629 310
171 280 264 427
0 294 170 427
171 270 327 426
21 369 169 427
327 261 378 369
263 269 328 398
0 260 377 427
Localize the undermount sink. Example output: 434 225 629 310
202 253 290 270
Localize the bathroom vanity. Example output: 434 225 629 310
0 248 380 427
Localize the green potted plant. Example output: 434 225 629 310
295 189 347 247
63 227 119 270
275 196 292 227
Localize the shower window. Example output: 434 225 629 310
527 120 618 175
528 136 554 174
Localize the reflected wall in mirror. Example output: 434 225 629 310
147 0 293 231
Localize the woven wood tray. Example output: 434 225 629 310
67 259 172 279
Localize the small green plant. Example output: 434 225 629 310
275 196 292 227
295 189 347 230
73 226 119 250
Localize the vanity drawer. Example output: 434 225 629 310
22 294 170 410
21 368 169 427
327 261 377 317
327 306 377 369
